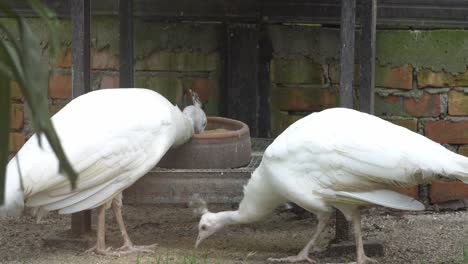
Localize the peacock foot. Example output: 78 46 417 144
86 244 122 256
267 254 317 263
117 242 157 254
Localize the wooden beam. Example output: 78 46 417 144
336 0 356 242
359 0 377 114
223 24 260 136
339 0 356 109
71 0 90 98
119 0 134 88
257 24 273 137
70 0 91 237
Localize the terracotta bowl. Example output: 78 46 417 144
157 116 252 169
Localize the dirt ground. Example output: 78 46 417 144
0 204 467 264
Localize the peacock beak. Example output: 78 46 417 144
195 235 202 248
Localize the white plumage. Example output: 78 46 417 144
195 108 468 264
1 88 206 255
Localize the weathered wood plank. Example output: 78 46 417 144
257 24 273 137
339 0 356 109
4 0 468 28
71 0 90 98
223 24 260 137
119 0 134 88
359 0 377 114
70 0 91 237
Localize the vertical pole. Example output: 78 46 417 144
70 0 91 237
258 24 273 137
119 0 134 88
339 0 356 109
359 0 377 114
71 0 90 97
336 0 356 242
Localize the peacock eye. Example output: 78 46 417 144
201 225 207 231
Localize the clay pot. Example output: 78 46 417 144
158 116 251 169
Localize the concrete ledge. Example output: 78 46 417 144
123 168 253 205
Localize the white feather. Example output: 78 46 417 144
2 88 201 217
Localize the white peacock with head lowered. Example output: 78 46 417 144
194 107 468 264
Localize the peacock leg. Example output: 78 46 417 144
267 212 331 263
86 204 120 256
111 194 157 254
350 208 379 264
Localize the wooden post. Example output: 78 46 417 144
339 0 356 109
70 0 91 237
119 0 134 88
258 24 273 137
336 0 356 242
359 0 377 114
223 24 260 136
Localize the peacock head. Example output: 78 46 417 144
195 211 226 248
189 194 226 248
182 90 207 134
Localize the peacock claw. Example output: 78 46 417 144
86 244 122 256
267 255 317 263
117 243 158 254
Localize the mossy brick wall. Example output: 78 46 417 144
2 17 221 158
270 25 468 205
4 17 468 205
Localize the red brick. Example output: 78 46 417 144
48 73 71 99
395 186 419 199
448 90 468 116
375 65 413 90
375 93 440 117
183 78 212 102
424 120 468 144
388 119 417 132
418 68 468 88
100 75 120 89
56 48 72 68
272 87 338 112
9 132 25 152
10 104 24 130
403 93 440 117
91 48 119 70
10 81 23 100
430 180 468 203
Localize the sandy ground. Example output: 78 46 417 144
0 204 467 264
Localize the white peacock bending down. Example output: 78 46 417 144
1 88 207 256
193 107 468 264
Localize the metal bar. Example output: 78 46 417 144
359 0 377 114
119 0 134 88
70 0 91 237
339 0 356 109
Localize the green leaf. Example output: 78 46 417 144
0 1 78 203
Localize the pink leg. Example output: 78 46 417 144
111 196 157 254
86 204 120 256
267 212 331 263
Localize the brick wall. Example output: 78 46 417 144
269 26 468 205
3 17 222 158
3 18 468 206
